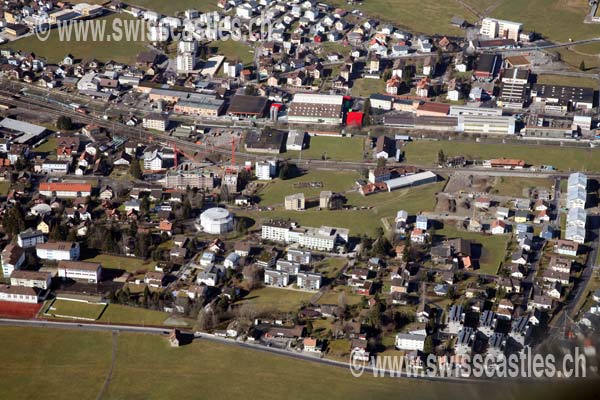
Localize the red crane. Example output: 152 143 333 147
173 144 205 168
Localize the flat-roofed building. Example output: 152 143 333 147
480 18 522 41
531 84 594 112
143 113 169 131
499 68 530 109
458 114 515 134
449 106 502 117
173 96 225 117
163 170 215 190
296 272 322 290
285 193 305 210
261 220 348 252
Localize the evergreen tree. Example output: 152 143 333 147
129 160 142 179
56 115 73 131
3 206 25 237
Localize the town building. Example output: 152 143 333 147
261 220 348 252
1 244 25 277
287 93 344 124
36 242 80 261
10 270 52 290
57 260 102 283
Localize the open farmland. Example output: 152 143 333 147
255 170 359 206
242 180 444 237
235 287 314 313
0 327 598 400
285 136 366 162
404 141 600 172
0 14 147 65
491 0 599 42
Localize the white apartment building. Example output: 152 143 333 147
176 52 196 73
143 114 169 132
36 242 80 261
395 333 427 351
480 18 522 41
255 160 277 180
296 272 322 290
261 221 348 252
264 269 289 287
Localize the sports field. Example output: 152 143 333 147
0 327 598 400
44 299 107 321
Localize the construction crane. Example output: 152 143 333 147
172 144 205 169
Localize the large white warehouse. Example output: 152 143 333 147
198 207 234 234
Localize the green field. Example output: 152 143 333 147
44 299 107 320
1 326 598 400
536 74 598 88
317 286 363 305
491 177 553 197
0 14 147 65
128 0 218 16
437 224 509 275
207 40 255 65
244 181 444 237
99 304 177 326
236 287 314 313
0 181 10 196
82 254 151 273
327 0 476 36
352 78 386 98
256 170 360 206
315 257 348 279
33 136 57 153
491 0 598 42
404 141 600 172
553 45 600 73
286 136 366 162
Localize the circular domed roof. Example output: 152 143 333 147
201 207 231 220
